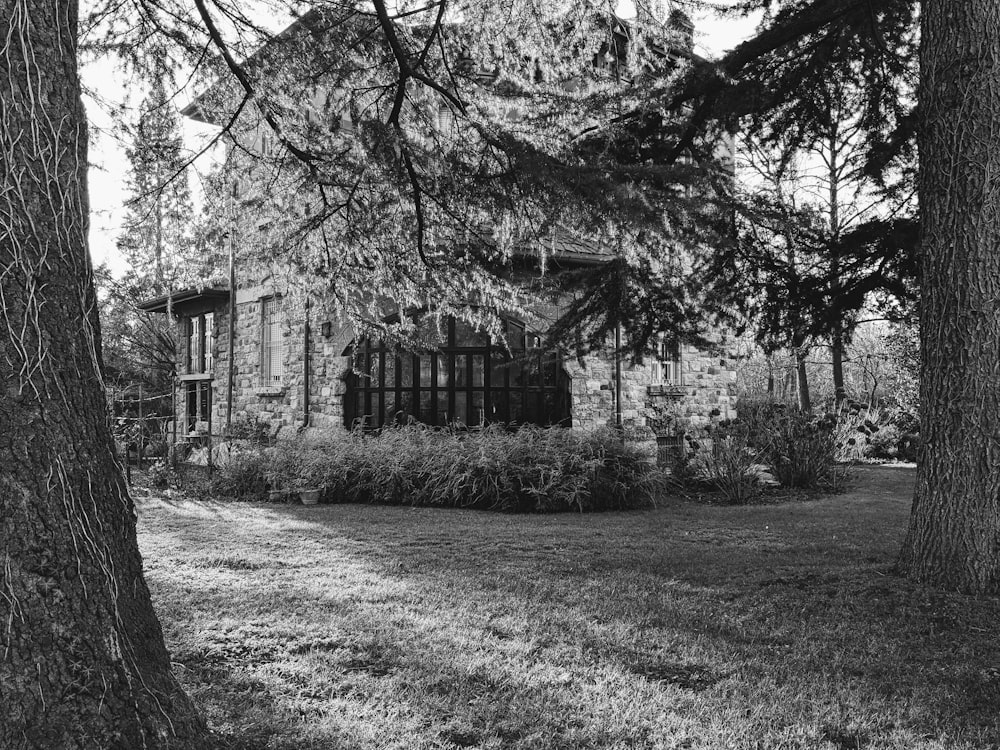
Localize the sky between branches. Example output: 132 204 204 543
80 1 761 276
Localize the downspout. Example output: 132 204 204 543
303 296 311 429
226 190 237 434
614 323 623 429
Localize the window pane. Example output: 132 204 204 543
472 391 485 426
491 359 508 389
543 392 556 424
454 392 467 426
383 391 396 424
472 355 485 387
509 392 523 423
401 355 413 387
384 355 395 389
437 400 450 425
399 391 414 420
437 354 450 388
455 354 468 387
419 355 432 387
490 391 508 422
352 392 364 428
420 391 433 423
511 360 525 387
542 358 556 387
204 313 214 372
526 357 541 386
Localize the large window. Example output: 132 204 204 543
261 296 284 386
345 318 571 429
186 312 214 374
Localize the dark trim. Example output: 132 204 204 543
138 287 230 316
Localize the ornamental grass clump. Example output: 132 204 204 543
765 410 839 489
690 423 763 504
266 425 664 512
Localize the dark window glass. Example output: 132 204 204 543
345 316 571 430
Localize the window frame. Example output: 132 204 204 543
650 335 682 386
345 317 571 430
185 312 214 375
260 296 284 388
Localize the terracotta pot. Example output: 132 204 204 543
299 488 321 505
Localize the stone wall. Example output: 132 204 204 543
172 290 737 449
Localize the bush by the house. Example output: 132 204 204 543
265 425 664 512
734 398 842 490
209 447 270 501
689 422 763 504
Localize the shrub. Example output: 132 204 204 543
209 446 269 501
147 459 181 490
766 410 839 489
264 425 665 512
690 423 762 504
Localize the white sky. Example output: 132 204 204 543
81 2 761 275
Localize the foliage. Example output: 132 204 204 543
763 409 840 489
209 446 270 501
116 75 198 289
834 403 919 463
222 414 274 447
688 423 763 505
263 425 663 512
147 459 183 490
734 396 843 489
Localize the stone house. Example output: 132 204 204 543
139 8 737 458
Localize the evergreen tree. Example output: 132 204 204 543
117 75 196 291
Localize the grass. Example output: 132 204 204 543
134 465 1000 749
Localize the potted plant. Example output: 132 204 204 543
294 445 324 505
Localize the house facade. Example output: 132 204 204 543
139 8 738 458
141 279 736 458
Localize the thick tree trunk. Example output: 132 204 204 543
0 1 207 746
898 2 1000 593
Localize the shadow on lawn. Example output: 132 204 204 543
144 465 1000 748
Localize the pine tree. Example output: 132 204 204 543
117 75 197 290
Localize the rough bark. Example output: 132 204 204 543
898 1 1000 593
0 1 207 746
831 324 846 407
795 350 812 413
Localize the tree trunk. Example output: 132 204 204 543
0 2 207 745
898 1 1000 593
795 350 811 413
831 324 847 407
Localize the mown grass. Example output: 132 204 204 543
135 465 1000 749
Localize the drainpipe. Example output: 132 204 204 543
614 323 623 429
303 296 311 429
225 191 237 434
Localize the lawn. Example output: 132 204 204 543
136 465 1000 750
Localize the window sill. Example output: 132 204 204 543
648 384 685 398
178 373 214 382
256 386 286 397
